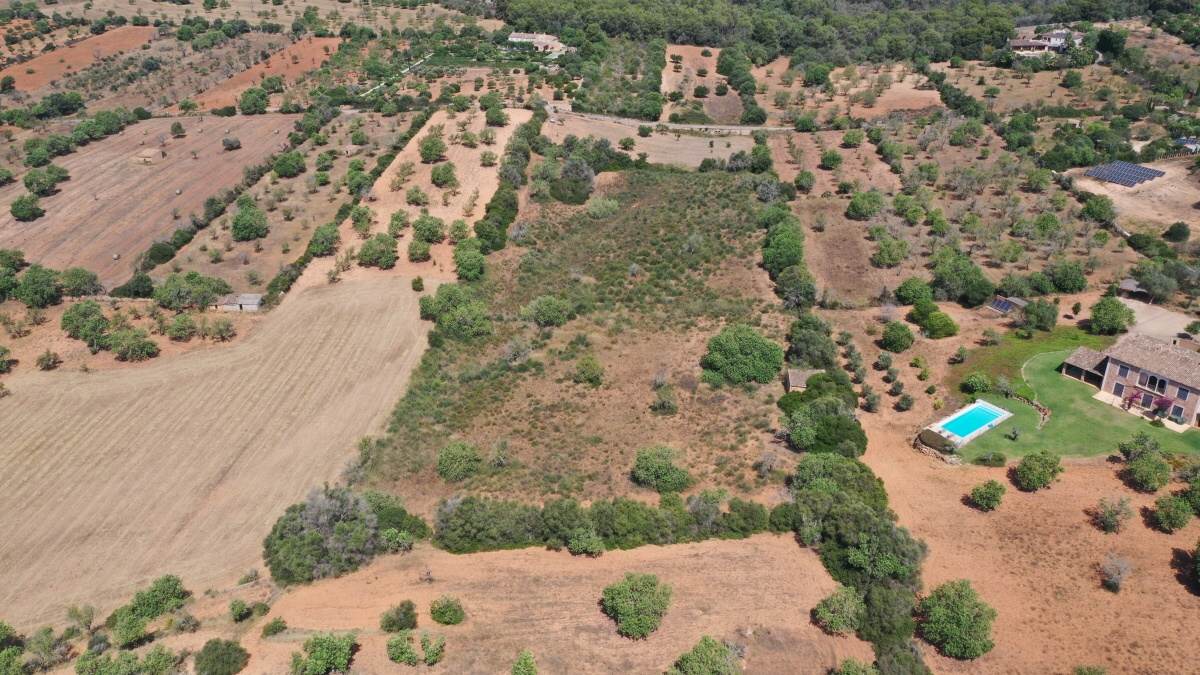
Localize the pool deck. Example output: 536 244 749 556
926 400 1014 448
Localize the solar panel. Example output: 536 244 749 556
1085 161 1165 187
988 298 1014 314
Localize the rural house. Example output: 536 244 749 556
507 32 575 57
1007 29 1083 56
1063 334 1200 427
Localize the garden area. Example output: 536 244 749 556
951 328 1200 461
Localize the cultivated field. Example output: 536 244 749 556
0 25 156 91
543 109 756 167
0 114 298 287
226 535 875 673
1070 158 1200 231
188 36 341 111
0 275 432 628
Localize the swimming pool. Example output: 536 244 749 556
925 400 1012 449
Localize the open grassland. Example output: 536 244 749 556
0 114 297 287
0 275 431 628
370 170 783 509
0 25 155 92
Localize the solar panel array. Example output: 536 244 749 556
988 297 1015 314
1084 161 1165 187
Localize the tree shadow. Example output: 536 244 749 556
1170 547 1200 596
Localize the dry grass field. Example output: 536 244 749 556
659 44 743 124
0 275 431 629
0 25 155 91
752 60 939 125
188 36 342 111
929 62 1143 114
204 535 873 673
0 114 297 287
543 109 756 167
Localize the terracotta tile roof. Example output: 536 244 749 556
1104 334 1200 389
1064 346 1107 373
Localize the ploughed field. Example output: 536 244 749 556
0 276 431 628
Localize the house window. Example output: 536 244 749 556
1138 372 1149 386
1118 365 1129 378
1180 387 1190 401
1173 406 1185 422
1146 375 1167 395
1141 392 1154 408
1114 383 1125 398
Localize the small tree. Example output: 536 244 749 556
1014 451 1062 491
880 321 914 353
969 480 1005 511
667 636 740 675
631 446 693 493
820 149 842 170
918 580 996 659
1093 497 1132 533
292 633 355 674
511 649 538 675
1088 296 1134 335
1126 450 1171 493
387 631 419 666
1153 495 1192 532
601 573 672 639
230 599 251 622
418 133 447 163
700 324 784 385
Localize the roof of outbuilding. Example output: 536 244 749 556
1063 346 1107 373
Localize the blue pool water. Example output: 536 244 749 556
942 404 1004 438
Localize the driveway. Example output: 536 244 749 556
1121 297 1194 341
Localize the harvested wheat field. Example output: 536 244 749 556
227 535 874 673
0 275 431 629
0 25 156 91
543 110 756 167
0 114 297 287
1070 158 1200 231
189 36 341 111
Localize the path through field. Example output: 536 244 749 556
0 276 430 628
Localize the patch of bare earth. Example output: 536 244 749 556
1070 158 1200 231
544 109 756 167
188 36 342 111
0 275 431 629
0 25 155 91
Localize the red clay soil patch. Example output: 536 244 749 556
0 114 298 287
228 535 874 673
0 25 155 91
190 36 341 111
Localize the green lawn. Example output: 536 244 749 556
959 350 1200 461
949 326 1114 399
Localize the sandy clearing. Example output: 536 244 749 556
1070 158 1200 231
189 36 341 111
0 26 156 91
232 535 874 673
543 110 755 167
0 114 298 287
0 275 432 629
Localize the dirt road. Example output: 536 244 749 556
0 276 431 628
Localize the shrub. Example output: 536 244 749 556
230 599 250 622
413 214 446 243
667 636 739 675
1093 496 1132 533
408 239 431 262
11 194 43 221
831 659 880 675
453 242 485 281
273 151 305 178
387 631 418 666
109 328 159 362
261 617 287 638
1088 296 1134 335
820 149 842 170
511 649 538 675
846 191 884 220
700 324 784 385
357 234 398 270
918 580 996 659
194 639 249 675
1099 552 1132 592
922 311 958 339
1014 451 1062 491
292 633 355 674
573 354 604 386
567 528 606 557
420 632 445 666
231 202 269 241
437 442 482 482
59 302 105 347
1126 450 1171 493
307 224 340 257
263 487 381 585
969 480 1005 511
631 446 693 493
601 573 671 639
895 278 933 305
429 596 465 625
431 162 458 188
880 321 914 353
1153 495 1193 533
961 372 991 394
380 602 417 632
813 585 865 635
521 295 570 327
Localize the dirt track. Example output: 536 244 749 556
0 275 431 629
0 115 297 287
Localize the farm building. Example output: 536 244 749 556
214 293 263 312
784 368 824 392
507 32 575 57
